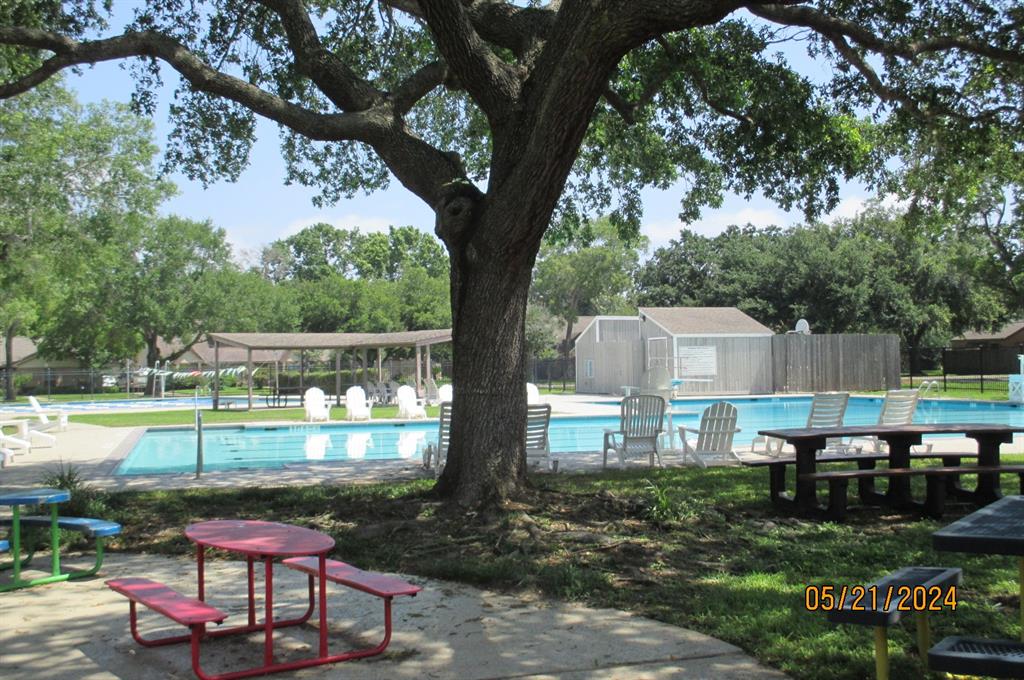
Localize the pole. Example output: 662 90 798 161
213 341 221 410
195 388 204 479
979 346 985 393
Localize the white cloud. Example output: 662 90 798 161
642 206 787 248
280 213 395 238
824 196 868 221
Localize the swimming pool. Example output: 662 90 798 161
116 396 1024 475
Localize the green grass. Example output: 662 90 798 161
75 460 1024 679
69 405 441 427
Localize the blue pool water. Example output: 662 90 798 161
116 396 1024 475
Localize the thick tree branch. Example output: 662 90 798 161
257 0 382 111
392 61 448 114
748 3 1024 65
416 0 520 119
0 27 378 141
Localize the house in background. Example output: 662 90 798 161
952 320 1024 349
0 337 83 370
575 307 775 395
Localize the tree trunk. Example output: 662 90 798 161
3 326 15 402
434 246 534 506
562 318 575 363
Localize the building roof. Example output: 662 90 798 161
957 320 1024 343
0 337 38 366
638 307 773 336
206 329 452 351
571 316 596 341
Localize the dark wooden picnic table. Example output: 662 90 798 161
756 423 1024 515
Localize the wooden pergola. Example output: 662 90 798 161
206 329 453 410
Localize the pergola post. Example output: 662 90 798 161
299 350 305 401
334 351 341 407
246 348 253 411
425 344 432 383
213 341 220 411
376 349 383 382
415 345 422 397
361 349 368 388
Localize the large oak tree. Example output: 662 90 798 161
1 1 1021 505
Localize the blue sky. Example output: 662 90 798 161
64 9 871 260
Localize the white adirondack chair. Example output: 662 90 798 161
423 401 453 476
344 385 373 421
437 384 453 403
396 385 427 419
603 395 666 469
526 382 543 404
303 387 330 422
751 392 849 457
525 404 554 471
679 401 741 467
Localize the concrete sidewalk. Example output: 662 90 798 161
0 553 788 679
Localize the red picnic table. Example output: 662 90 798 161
107 519 421 680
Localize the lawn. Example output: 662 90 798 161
49 461 1024 680
68 405 442 427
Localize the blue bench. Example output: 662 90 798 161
0 515 121 578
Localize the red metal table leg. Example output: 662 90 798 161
247 556 256 627
318 553 328 657
264 556 274 667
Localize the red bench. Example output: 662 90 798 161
283 557 421 655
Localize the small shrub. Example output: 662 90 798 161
35 461 111 547
643 477 681 525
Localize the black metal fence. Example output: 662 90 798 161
528 357 575 392
902 345 1024 394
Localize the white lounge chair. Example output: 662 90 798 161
27 396 68 431
526 382 542 404
603 395 666 469
423 401 453 476
679 401 741 467
303 387 330 422
438 384 453 403
344 385 373 421
396 385 427 419
850 389 932 454
526 404 554 471
751 392 849 457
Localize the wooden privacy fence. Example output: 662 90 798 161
771 334 901 393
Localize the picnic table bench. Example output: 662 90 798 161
755 424 1024 515
264 386 303 407
802 466 1024 520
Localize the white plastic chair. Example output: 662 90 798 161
303 387 330 422
526 382 542 404
526 404 554 471
27 396 68 431
850 389 933 454
679 401 741 467
344 385 373 421
438 384 453 403
423 401 453 476
396 385 427 419
603 395 666 469
751 392 849 457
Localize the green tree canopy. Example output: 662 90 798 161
3 1 1020 505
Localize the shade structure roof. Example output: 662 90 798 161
206 329 452 351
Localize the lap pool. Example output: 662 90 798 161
115 396 1024 475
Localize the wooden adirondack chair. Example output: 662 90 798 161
602 395 666 469
678 401 741 467
752 392 849 457
525 404 553 471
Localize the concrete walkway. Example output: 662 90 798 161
1 553 788 679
